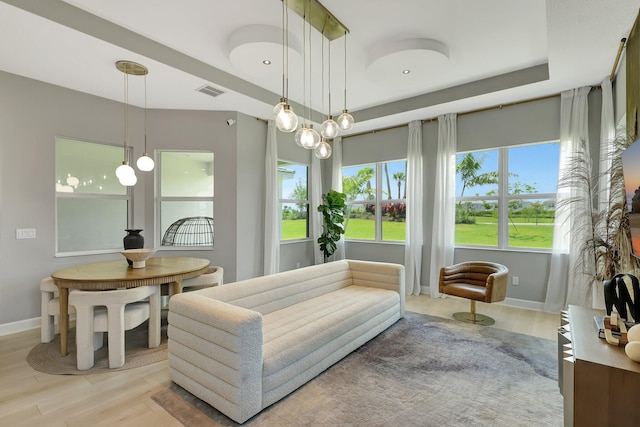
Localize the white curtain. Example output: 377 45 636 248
405 121 424 295
331 136 345 260
429 113 457 298
544 87 592 312
593 77 615 309
311 153 324 264
263 120 280 275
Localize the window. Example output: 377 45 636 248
279 161 309 241
455 142 559 250
342 160 407 242
158 151 214 247
55 137 130 254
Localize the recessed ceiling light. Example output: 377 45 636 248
263 60 272 65
402 69 411 74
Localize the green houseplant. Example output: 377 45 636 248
317 190 346 262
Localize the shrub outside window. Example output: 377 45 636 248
342 160 407 242
455 142 559 250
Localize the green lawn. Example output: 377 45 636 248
282 218 406 241
455 222 554 249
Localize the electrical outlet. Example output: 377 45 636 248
512 276 519 286
16 228 36 239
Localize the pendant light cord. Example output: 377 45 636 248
343 32 348 110
123 66 129 163
144 74 148 154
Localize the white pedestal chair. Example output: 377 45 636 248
40 276 76 343
173 266 223 294
69 286 161 370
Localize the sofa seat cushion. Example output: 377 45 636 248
261 285 399 392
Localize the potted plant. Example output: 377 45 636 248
317 190 346 263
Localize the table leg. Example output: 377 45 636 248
171 280 182 296
59 287 69 356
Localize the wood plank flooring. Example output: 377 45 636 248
0 295 560 426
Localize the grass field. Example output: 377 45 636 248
455 222 554 249
283 217 551 248
281 218 406 241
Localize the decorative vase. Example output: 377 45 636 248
123 229 144 266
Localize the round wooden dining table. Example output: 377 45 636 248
51 256 210 356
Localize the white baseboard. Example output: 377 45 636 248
503 297 545 312
0 317 40 337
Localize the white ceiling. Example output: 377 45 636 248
0 0 638 135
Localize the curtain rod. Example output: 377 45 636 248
610 38 627 81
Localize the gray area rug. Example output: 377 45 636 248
152 312 562 426
27 317 168 375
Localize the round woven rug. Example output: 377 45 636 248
27 319 167 375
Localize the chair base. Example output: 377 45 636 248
451 300 495 326
452 312 495 326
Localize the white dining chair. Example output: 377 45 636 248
69 286 161 370
40 276 76 343
173 266 224 294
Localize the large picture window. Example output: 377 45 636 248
56 137 130 254
279 161 309 241
342 160 407 242
158 151 214 247
455 142 559 250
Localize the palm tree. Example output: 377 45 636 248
384 163 392 199
392 172 406 199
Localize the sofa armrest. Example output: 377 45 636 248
347 260 405 317
168 293 263 423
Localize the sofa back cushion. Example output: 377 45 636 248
192 261 353 315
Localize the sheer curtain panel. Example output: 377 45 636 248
429 114 457 298
404 121 424 295
311 154 324 264
264 120 280 275
544 87 592 312
331 136 345 260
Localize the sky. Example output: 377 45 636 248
456 143 560 198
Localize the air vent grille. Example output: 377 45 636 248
196 85 225 98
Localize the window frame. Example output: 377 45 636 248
343 159 407 243
278 160 310 243
156 150 215 250
455 141 558 252
55 136 132 257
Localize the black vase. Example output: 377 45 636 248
123 229 144 266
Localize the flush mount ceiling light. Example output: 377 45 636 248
366 38 450 86
115 60 149 186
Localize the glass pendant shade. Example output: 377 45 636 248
294 124 307 147
315 140 332 159
276 105 298 132
321 116 339 138
136 154 155 171
273 98 286 119
337 110 354 130
119 172 137 186
300 126 321 149
115 162 135 180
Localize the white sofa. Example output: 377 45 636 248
168 259 405 423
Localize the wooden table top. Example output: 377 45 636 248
51 256 211 289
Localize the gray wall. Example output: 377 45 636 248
0 70 266 327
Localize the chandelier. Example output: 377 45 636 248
274 0 354 158
115 60 153 187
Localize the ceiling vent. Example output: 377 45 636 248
196 85 225 98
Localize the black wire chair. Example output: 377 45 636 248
161 216 214 246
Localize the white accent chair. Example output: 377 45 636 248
174 266 223 293
69 286 161 370
40 276 76 343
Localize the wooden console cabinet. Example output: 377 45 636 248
558 305 640 427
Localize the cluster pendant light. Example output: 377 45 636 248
115 60 153 187
273 0 354 159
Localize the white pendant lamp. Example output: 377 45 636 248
274 0 298 133
315 138 332 159
136 73 154 172
337 31 354 131
321 37 339 140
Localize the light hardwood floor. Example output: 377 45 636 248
0 295 560 426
